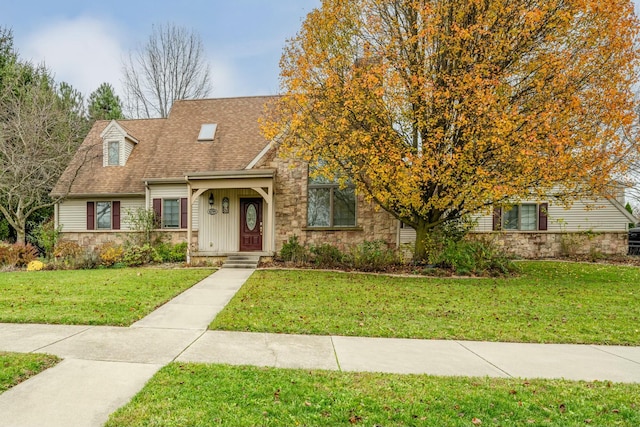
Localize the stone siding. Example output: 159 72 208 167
470 232 629 258
267 158 398 252
59 231 196 252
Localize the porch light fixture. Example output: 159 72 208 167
208 193 214 208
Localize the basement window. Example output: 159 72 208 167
198 123 217 141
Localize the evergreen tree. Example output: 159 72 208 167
88 82 124 121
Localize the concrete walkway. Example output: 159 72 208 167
0 268 639 427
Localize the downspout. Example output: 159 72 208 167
185 176 192 264
144 181 150 209
54 203 59 230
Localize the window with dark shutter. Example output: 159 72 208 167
538 203 548 231
153 198 162 228
492 206 502 231
180 198 188 229
87 202 95 230
112 201 121 230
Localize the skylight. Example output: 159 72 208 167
198 123 217 141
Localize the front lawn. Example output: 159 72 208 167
0 268 213 326
0 352 59 393
210 261 640 345
106 363 640 427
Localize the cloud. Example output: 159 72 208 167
21 16 125 98
205 56 236 98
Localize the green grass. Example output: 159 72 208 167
0 268 213 326
210 261 640 344
106 363 640 427
0 352 59 393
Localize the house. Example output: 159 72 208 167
51 96 635 261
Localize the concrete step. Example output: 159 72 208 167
222 255 260 269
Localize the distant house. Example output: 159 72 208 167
51 96 635 260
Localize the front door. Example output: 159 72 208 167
240 198 262 251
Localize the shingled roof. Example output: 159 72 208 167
52 96 276 197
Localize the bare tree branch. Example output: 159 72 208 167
122 23 212 118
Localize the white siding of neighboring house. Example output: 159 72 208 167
399 197 631 244
148 183 199 231
57 198 145 232
198 188 262 252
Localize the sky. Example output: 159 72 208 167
1 0 321 100
1 1 640 101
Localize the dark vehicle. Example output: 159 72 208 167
630 227 640 255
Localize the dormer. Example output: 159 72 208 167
100 120 139 167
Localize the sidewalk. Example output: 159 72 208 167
0 267 639 426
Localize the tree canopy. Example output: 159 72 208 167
122 23 212 118
263 0 640 260
88 82 124 121
0 28 89 243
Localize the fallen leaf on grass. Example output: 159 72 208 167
472 417 482 425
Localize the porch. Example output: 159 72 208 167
185 169 276 263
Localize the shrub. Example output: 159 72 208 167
124 207 165 246
156 242 188 263
0 243 13 266
77 250 100 270
435 239 517 276
310 243 344 267
280 235 308 263
98 242 124 267
27 260 45 271
53 240 83 261
122 244 161 267
1 243 39 267
420 219 476 265
346 240 398 271
28 219 61 260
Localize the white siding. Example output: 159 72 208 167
148 184 199 230
102 126 124 167
198 188 260 252
473 198 630 232
399 198 630 244
124 140 135 163
58 198 145 231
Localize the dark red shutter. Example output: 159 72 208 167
180 198 188 229
112 201 121 230
538 203 548 231
153 198 162 228
87 202 95 230
492 206 502 231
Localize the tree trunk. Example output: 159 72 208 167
413 220 429 263
15 224 26 245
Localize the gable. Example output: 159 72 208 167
100 120 140 167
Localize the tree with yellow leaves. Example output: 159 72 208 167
263 0 640 261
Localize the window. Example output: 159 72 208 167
152 198 188 229
307 171 356 228
86 201 120 230
494 203 547 231
197 123 217 141
107 141 119 165
163 199 180 228
96 202 112 229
